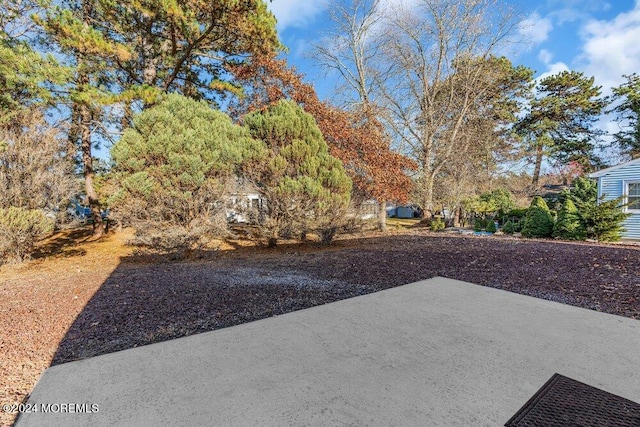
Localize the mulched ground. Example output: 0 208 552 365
1 228 639 425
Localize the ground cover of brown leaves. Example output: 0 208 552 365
1 227 639 425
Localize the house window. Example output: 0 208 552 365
627 182 640 211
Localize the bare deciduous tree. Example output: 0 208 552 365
0 110 78 263
317 0 525 219
0 110 78 215
378 0 521 218
314 0 399 230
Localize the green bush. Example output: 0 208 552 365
581 196 629 242
553 199 584 240
557 177 628 242
481 188 516 216
242 100 352 246
486 220 497 233
109 94 262 251
0 207 54 263
502 221 515 234
430 217 445 231
502 208 527 231
506 208 528 218
521 196 554 238
473 218 487 231
560 176 597 207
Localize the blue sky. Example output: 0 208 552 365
267 0 639 97
265 0 640 165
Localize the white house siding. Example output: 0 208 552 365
591 159 640 240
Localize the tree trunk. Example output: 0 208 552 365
377 200 387 231
421 173 435 219
453 207 461 227
79 101 105 238
532 142 543 186
75 67 104 238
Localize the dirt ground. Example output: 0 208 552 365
1 226 639 425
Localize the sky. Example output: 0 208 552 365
266 0 640 164
267 0 639 97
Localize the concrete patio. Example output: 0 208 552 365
15 277 640 426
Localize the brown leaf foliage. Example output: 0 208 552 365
228 54 416 203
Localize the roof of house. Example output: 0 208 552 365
588 157 640 178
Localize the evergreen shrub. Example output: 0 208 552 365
521 196 554 238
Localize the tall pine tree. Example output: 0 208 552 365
517 71 606 185
109 94 263 251
37 0 280 237
610 73 640 159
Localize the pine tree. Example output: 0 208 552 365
581 196 630 242
37 0 280 237
521 196 554 238
38 1 132 237
517 71 606 185
559 176 597 207
502 221 515 235
93 0 280 107
610 73 640 159
109 94 263 251
0 0 69 123
553 199 584 240
242 100 352 246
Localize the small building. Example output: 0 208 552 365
226 179 265 224
386 204 421 219
589 158 640 240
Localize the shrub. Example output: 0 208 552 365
473 218 487 231
0 207 54 263
0 110 74 263
430 217 445 231
486 220 497 233
481 188 516 216
502 208 526 230
581 196 629 242
242 100 352 246
557 177 628 242
0 110 77 225
109 94 263 252
521 196 554 238
560 176 597 207
502 221 515 234
553 199 584 240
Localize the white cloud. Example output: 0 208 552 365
267 0 329 32
517 12 554 48
537 61 570 82
578 3 640 92
538 49 554 64
548 8 582 25
546 1 612 26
